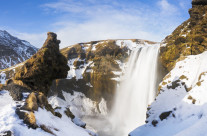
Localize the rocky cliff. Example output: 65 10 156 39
50 39 158 108
14 32 69 95
160 1 207 71
0 30 38 70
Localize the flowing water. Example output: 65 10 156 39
82 45 160 136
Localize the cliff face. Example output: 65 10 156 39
160 4 207 71
13 32 69 95
50 39 158 108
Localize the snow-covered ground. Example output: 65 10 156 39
130 51 207 136
49 91 108 135
0 72 6 84
49 91 108 118
0 90 91 136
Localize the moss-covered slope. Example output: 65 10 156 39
12 32 69 95
160 4 207 71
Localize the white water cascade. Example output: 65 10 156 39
110 45 160 136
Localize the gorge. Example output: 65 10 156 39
1 0 207 136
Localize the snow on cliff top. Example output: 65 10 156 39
116 40 159 50
130 51 207 136
66 39 159 80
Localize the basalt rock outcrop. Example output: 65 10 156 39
160 1 207 71
13 32 69 95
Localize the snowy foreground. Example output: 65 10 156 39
130 51 207 136
0 90 98 136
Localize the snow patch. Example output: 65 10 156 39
0 72 6 84
49 91 108 118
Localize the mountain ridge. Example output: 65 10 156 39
0 30 38 70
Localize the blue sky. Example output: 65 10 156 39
0 0 191 48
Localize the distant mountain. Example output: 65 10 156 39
0 30 38 70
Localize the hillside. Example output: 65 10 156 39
0 30 38 70
160 1 207 71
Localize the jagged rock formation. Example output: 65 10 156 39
13 32 69 95
160 2 207 71
0 30 38 70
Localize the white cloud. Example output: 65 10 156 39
3 0 190 49
13 32 46 48
179 0 192 10
45 0 184 48
157 0 178 14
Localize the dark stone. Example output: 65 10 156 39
1 131 12 136
159 111 172 121
54 112 62 118
5 81 31 101
15 108 38 129
15 108 25 120
65 108 75 119
40 125 55 135
167 80 180 89
152 120 158 127
7 85 24 101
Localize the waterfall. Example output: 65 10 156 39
110 45 160 136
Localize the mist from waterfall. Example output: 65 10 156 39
109 45 160 136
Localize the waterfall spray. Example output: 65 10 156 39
110 45 160 136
